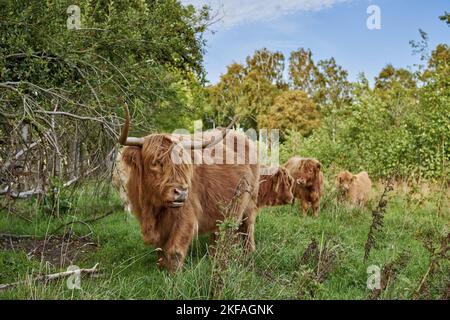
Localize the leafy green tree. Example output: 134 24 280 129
207 63 247 126
424 44 450 78
207 49 284 128
289 48 318 97
258 90 320 139
282 39 448 180
0 0 211 198
373 64 418 127
375 64 417 91
0 0 210 133
246 48 285 87
289 48 352 111
314 57 352 110
239 69 281 128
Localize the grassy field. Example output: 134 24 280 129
0 181 448 300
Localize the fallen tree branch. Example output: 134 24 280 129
0 263 100 291
0 188 45 199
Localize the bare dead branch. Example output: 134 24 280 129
34 110 108 124
0 188 45 199
1 130 51 172
0 263 100 291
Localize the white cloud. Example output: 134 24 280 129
181 0 351 28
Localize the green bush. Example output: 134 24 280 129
281 68 449 180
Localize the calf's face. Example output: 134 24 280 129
296 160 321 187
274 168 295 205
336 171 355 192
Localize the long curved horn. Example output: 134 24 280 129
118 98 144 147
181 116 239 149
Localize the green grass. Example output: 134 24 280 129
0 183 448 300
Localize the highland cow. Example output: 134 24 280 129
284 157 324 217
257 166 295 207
336 171 372 206
118 103 259 272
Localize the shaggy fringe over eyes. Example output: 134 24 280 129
141 134 193 188
273 167 293 192
299 159 317 172
336 171 353 184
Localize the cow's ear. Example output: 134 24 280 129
316 162 322 171
121 147 142 170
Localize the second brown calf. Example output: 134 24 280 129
257 166 295 207
284 157 324 217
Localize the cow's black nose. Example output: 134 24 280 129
174 187 188 201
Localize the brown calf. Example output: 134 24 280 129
336 171 372 206
257 166 295 207
284 157 324 217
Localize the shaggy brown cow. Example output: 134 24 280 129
284 157 324 217
119 103 259 272
257 166 295 207
112 148 131 213
336 171 372 206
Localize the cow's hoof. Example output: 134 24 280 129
156 253 183 272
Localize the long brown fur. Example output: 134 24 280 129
257 166 294 207
284 157 324 217
122 131 259 272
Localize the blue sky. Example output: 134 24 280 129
182 0 449 85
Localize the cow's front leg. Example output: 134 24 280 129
238 204 257 253
311 192 321 218
301 199 309 217
140 211 159 246
312 200 320 218
159 220 195 272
